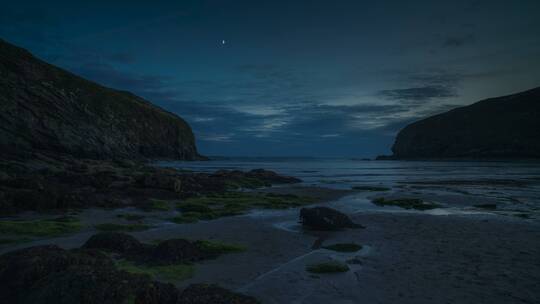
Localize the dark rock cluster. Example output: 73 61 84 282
82 232 153 258
83 232 214 264
0 235 259 304
0 158 301 215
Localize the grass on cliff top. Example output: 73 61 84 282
115 260 194 282
322 243 363 252
95 223 152 232
306 261 350 274
172 192 315 223
372 197 440 210
352 185 390 191
0 216 81 237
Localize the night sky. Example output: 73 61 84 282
2 0 539 157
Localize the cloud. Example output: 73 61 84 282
376 85 457 102
321 134 341 138
198 133 235 142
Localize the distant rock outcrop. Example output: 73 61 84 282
389 87 540 159
0 38 202 161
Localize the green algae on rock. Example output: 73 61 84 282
115 259 194 282
0 217 81 237
173 192 315 223
194 239 246 256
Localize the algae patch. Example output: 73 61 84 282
116 260 194 282
173 192 315 223
194 239 246 255
141 199 173 211
0 216 81 237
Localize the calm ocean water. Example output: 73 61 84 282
156 158 540 211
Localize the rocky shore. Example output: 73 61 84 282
0 154 316 303
0 155 301 215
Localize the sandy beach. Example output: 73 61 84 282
2 184 539 304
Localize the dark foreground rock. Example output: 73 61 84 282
0 244 258 304
82 233 214 265
0 245 150 304
83 232 152 258
389 86 540 159
179 284 259 304
300 207 364 230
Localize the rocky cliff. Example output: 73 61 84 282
0 39 202 161
390 87 540 159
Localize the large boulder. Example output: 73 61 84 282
299 207 364 230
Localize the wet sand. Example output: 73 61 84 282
1 185 540 303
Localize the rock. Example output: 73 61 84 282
389 87 540 159
0 38 203 161
0 244 260 304
150 239 205 265
136 169 183 193
134 281 179 304
246 169 302 184
82 232 151 257
178 283 260 304
299 207 364 230
26 263 147 304
208 169 300 191
0 245 146 304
